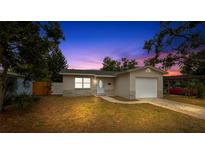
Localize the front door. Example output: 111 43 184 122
97 79 104 95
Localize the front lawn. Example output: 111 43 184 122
1 96 205 132
164 95 205 107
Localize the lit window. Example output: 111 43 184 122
75 78 83 88
83 78 91 88
75 77 91 89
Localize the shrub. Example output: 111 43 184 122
4 96 15 106
185 79 205 98
4 94 40 109
185 80 196 97
15 94 40 109
195 82 205 98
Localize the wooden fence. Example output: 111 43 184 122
32 82 51 96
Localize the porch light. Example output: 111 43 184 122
93 79 97 84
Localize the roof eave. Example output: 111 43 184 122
59 73 95 76
95 75 116 77
60 72 116 77
114 66 167 75
145 66 167 74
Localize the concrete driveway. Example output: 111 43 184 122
100 96 205 120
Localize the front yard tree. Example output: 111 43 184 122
143 21 205 72
48 48 68 82
0 22 64 112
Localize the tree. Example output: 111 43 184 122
180 49 205 75
160 53 177 70
143 22 205 72
144 57 160 67
101 57 138 71
0 21 64 111
121 58 138 70
101 57 121 71
48 48 68 82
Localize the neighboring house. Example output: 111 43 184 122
60 66 167 99
0 70 32 96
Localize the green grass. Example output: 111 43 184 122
1 96 205 132
164 95 205 107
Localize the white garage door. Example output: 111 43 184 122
135 78 157 98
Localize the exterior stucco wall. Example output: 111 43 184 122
96 77 115 96
130 69 163 98
63 75 96 96
51 82 63 95
62 68 164 99
114 73 130 99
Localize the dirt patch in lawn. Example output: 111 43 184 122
1 96 205 132
164 95 205 107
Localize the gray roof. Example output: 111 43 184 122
60 66 167 76
115 66 167 75
0 70 24 77
60 69 119 76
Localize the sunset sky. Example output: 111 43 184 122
59 21 181 76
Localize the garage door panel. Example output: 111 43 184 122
135 78 157 98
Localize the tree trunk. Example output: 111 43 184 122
0 67 8 112
0 44 8 112
0 83 4 112
167 80 170 95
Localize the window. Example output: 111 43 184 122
75 78 83 88
83 78 91 88
75 77 91 89
98 80 103 88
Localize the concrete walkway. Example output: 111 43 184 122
100 96 205 120
100 96 147 104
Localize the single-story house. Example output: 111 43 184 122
60 66 167 99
